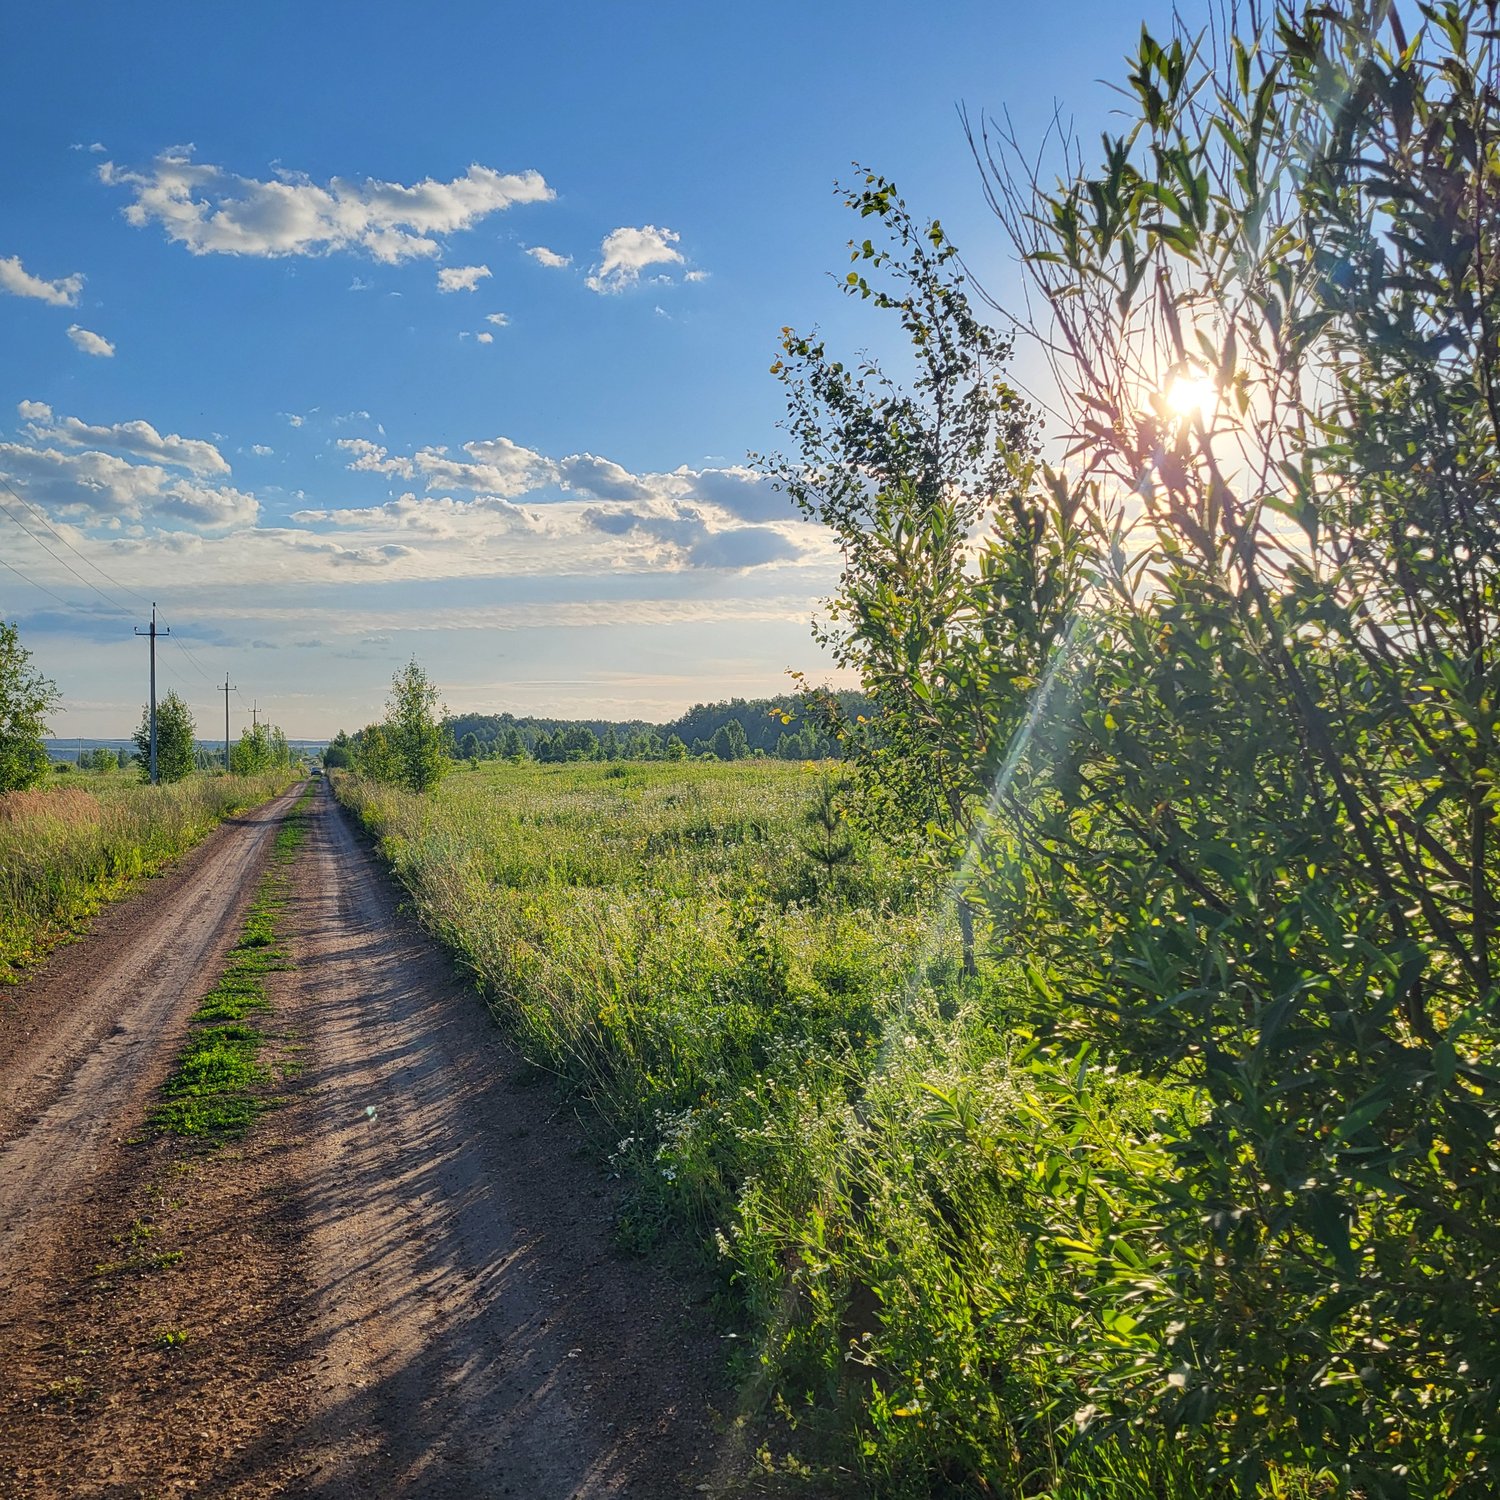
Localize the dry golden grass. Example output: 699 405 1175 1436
0 772 295 982
0 786 104 829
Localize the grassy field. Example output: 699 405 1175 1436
0 770 298 984
334 758 1294 1497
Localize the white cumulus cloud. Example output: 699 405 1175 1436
586 226 683 294
336 437 414 478
99 150 554 263
22 405 229 475
437 263 491 293
67 325 115 357
1 255 85 307
291 491 545 540
581 500 801 570
669 463 787 521
336 434 553 496
416 438 554 496
558 452 654 502
0 442 257 529
485 312 509 326
476 331 494 344
526 245 571 269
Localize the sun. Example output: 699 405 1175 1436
1163 373 1219 425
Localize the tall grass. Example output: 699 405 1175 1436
0 771 296 982
336 761 1328 1497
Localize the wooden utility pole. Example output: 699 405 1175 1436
133 604 169 785
221 674 237 775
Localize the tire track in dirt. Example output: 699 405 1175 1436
0 783 306 1317
280 777 731 1498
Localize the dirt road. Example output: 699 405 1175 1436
0 780 732 1498
0 784 305 1312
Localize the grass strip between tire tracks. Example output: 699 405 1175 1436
151 782 313 1140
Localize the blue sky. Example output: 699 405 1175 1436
2 0 1181 738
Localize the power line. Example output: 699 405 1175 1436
0 551 79 609
0 495 125 613
0 471 152 609
164 628 218 686
0 474 217 698
135 603 169 785
220 673 237 772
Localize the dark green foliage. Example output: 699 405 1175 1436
801 771 857 892
965 4 1500 1485
775 3 1500 1487
348 660 451 792
322 729 354 769
382 659 449 793
437 692 868 762
132 689 196 784
230 721 293 775
708 718 749 761
767 176 1084 862
0 620 58 793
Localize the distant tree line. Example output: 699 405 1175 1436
425 692 868 765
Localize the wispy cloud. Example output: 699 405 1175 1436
525 245 571 269
0 254 84 307
66 324 115 357
485 312 509 326
586 225 683 294
100 150 554 263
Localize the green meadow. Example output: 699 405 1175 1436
334 758 1347 1497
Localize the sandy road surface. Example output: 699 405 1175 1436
281 777 727 1497
0 783 305 1313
